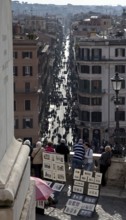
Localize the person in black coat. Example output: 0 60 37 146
56 138 69 163
99 145 112 186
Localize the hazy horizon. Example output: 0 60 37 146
13 0 126 6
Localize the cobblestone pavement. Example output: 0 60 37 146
36 185 126 220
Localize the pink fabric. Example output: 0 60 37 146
30 177 53 201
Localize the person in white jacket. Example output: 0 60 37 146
84 142 94 171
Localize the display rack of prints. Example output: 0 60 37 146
64 169 102 217
43 152 66 182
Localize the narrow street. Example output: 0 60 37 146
41 35 75 149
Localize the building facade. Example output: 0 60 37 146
73 37 126 147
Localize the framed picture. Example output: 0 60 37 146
36 200 44 209
57 171 66 182
52 182 64 192
87 189 99 197
81 202 95 211
73 185 83 194
45 180 52 187
88 183 99 190
43 170 52 180
73 169 81 180
66 199 82 208
51 154 56 162
95 172 102 179
43 161 52 170
52 172 57 181
80 175 87 182
55 154 64 164
43 152 51 161
71 193 84 201
83 195 98 204
83 170 92 177
88 176 95 183
64 206 80 216
74 180 84 187
56 163 65 172
95 177 102 185
79 209 93 217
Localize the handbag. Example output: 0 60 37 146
31 148 41 163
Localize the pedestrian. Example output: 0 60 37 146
31 141 43 178
45 141 55 153
84 142 94 171
99 145 112 186
24 139 33 157
56 138 70 169
72 139 85 173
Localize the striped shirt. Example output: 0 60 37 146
73 143 85 161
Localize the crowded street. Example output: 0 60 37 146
41 35 77 150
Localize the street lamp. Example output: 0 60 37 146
111 72 123 156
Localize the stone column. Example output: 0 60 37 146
0 1 35 219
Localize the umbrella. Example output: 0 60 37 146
30 177 54 201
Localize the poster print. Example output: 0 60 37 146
45 180 52 187
81 202 95 211
51 153 56 162
56 163 65 172
83 170 92 177
43 170 52 180
80 175 87 182
95 177 102 185
79 209 93 217
55 154 64 164
73 169 81 180
52 182 64 192
66 199 82 208
43 152 51 161
36 200 44 209
83 196 98 204
95 172 102 179
88 183 99 190
73 185 83 194
74 180 84 187
57 171 66 182
87 189 99 197
88 176 95 183
64 206 80 216
43 161 52 170
71 193 84 201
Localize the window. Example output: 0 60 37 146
79 96 90 105
25 82 30 92
91 80 102 93
91 112 102 122
120 97 125 105
122 80 125 89
115 48 125 57
92 48 102 60
13 66 18 76
13 51 18 59
92 65 101 74
79 48 90 60
115 65 125 73
23 118 33 128
14 83 16 93
22 52 32 58
14 119 19 129
25 100 31 111
81 65 90 73
14 101 16 111
23 66 32 76
115 111 125 121
79 80 90 93
80 111 90 121
91 98 102 105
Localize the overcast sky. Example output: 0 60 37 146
17 0 126 6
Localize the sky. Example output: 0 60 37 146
16 0 126 6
